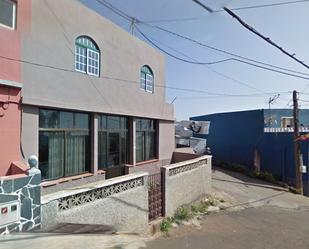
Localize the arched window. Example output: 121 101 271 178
140 65 154 93
75 36 100 77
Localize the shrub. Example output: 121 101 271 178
215 160 248 174
174 207 191 221
191 202 209 214
160 217 174 233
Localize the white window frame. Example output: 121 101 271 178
0 0 16 30
86 49 100 77
145 74 154 93
140 72 146 91
75 45 100 77
75 45 87 74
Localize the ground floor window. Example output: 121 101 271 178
39 109 91 180
136 118 157 162
98 115 129 177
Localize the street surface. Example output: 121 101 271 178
1 168 309 249
146 168 309 249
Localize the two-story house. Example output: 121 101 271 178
1 0 175 190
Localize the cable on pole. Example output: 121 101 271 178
223 7 309 71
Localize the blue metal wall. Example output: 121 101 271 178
191 109 309 195
191 109 264 170
258 133 309 195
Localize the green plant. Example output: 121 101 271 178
191 202 209 214
215 160 248 174
160 217 174 233
174 207 191 221
251 170 276 183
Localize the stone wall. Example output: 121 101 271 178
0 173 41 234
41 172 149 234
162 155 212 217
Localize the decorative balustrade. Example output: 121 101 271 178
168 157 208 177
41 173 147 212
264 127 309 133
58 176 144 211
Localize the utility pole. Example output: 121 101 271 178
293 90 303 195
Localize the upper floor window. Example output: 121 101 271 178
0 0 16 30
75 36 100 77
140 65 154 93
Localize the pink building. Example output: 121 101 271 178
0 0 31 176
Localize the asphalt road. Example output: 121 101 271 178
146 206 309 249
146 168 309 249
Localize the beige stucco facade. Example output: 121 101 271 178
20 0 175 181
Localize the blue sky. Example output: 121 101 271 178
81 0 309 120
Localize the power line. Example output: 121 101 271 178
215 0 309 12
223 7 309 70
38 0 309 104
136 27 267 93
93 0 309 78
139 32 296 104
92 0 273 94
44 0 113 108
192 0 215 13
94 0 132 22
0 54 291 97
138 28 309 102
144 17 199 24
140 23 309 77
134 29 237 65
137 27 309 82
143 1 309 23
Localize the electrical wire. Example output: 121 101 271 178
0 54 293 98
139 23 309 77
214 0 309 12
223 7 309 70
94 0 132 22
93 0 309 77
44 0 113 108
137 27 309 81
13 0 305 103
137 31 267 93
143 17 199 24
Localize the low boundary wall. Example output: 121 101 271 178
41 172 149 234
162 155 212 217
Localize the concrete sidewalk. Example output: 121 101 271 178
0 233 147 249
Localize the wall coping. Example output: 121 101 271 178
41 171 148 204
0 79 23 88
162 155 211 171
0 173 28 181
